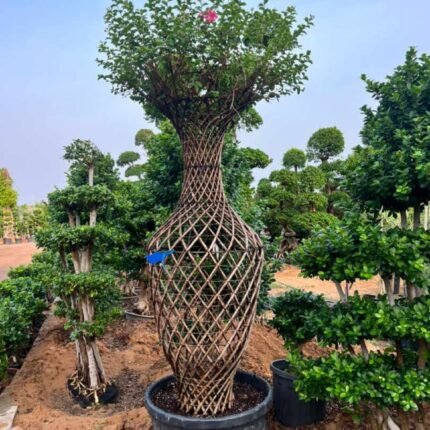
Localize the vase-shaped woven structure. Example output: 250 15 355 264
148 128 264 416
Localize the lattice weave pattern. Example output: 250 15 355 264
148 131 264 415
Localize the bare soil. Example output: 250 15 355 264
0 242 39 280
152 380 265 418
273 265 382 302
8 315 287 430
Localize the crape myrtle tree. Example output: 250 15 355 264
99 0 312 415
37 140 122 405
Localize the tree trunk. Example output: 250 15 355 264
334 281 347 302
360 339 369 361
392 274 400 295
424 204 429 231
383 276 395 306
89 207 97 226
417 340 427 370
69 163 108 400
148 128 264 415
400 210 407 229
88 164 94 187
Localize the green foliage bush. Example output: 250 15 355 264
0 274 47 380
271 289 328 349
272 290 430 422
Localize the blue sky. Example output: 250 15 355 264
1 1 429 204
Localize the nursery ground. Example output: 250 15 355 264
8 313 285 430
8 313 370 430
0 242 38 280
273 265 381 301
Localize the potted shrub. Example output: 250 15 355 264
36 140 122 406
292 220 430 428
99 0 312 427
270 290 328 427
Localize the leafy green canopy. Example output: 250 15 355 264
98 0 312 129
283 148 306 172
0 169 17 209
345 48 430 213
256 158 338 240
271 289 328 348
307 127 345 164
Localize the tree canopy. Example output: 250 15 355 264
0 169 18 209
345 48 430 215
306 127 345 164
98 0 312 130
283 148 306 172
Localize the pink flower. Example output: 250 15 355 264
199 9 218 24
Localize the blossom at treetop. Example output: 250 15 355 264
199 9 218 24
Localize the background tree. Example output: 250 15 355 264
290 50 430 428
283 148 306 173
345 48 430 225
306 127 346 214
257 150 338 256
117 151 142 179
306 127 345 165
66 144 119 189
0 169 18 241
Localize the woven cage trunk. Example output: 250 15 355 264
148 129 264 416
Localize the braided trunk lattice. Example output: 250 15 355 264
148 128 264 416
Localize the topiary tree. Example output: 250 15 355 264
293 217 379 302
256 160 337 256
306 127 345 165
283 148 306 173
117 128 156 180
36 140 121 405
99 0 312 415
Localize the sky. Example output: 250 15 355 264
1 1 430 205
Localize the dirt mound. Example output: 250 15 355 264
9 315 285 430
0 242 39 281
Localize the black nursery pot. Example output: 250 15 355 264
3 238 12 245
271 359 326 428
144 371 272 430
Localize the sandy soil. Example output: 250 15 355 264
0 242 39 281
9 315 287 430
273 265 382 302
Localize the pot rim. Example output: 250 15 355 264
144 370 272 429
270 359 297 381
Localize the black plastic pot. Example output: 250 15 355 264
124 310 154 321
145 370 272 430
3 238 12 245
271 359 325 428
15 238 22 244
